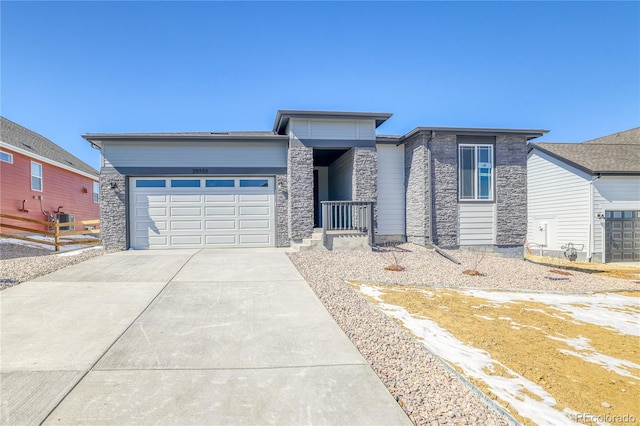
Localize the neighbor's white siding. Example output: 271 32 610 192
527 150 591 253
376 144 405 235
592 176 640 258
289 119 376 141
328 150 353 200
102 141 287 168
458 203 495 245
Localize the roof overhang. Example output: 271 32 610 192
82 133 288 148
401 127 549 142
273 110 393 134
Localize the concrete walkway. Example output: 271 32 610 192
1 249 411 425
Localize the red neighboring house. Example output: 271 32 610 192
0 117 99 233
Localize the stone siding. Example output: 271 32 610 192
275 174 289 247
287 146 314 241
495 135 527 245
352 147 377 202
100 168 127 250
404 135 431 246
430 134 458 247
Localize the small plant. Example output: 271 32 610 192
462 248 487 277
378 242 406 271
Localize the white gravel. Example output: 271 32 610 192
0 243 106 290
287 244 639 426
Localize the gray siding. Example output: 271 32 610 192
458 203 496 245
328 150 354 201
377 144 405 235
102 141 287 168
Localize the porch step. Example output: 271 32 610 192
290 229 327 252
290 229 371 252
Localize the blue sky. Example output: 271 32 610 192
1 1 638 171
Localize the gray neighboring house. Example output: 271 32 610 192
83 110 546 253
527 127 640 263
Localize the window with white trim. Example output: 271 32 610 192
31 161 43 191
0 151 13 163
459 144 493 200
93 182 99 203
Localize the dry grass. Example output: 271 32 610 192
525 254 640 281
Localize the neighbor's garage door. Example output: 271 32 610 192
130 177 275 249
605 210 640 262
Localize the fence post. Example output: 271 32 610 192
54 219 60 252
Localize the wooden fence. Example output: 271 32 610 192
0 213 100 252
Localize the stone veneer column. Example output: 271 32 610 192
287 146 314 241
275 174 290 247
352 147 377 201
100 168 127 250
404 135 431 246
495 135 527 246
352 147 378 232
430 134 458 247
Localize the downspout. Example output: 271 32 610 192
587 175 601 262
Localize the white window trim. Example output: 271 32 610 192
0 151 13 163
31 161 43 192
93 182 99 203
458 144 494 201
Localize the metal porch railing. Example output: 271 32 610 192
321 201 374 247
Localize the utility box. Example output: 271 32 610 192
56 213 75 231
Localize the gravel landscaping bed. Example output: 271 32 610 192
0 242 106 290
288 244 639 426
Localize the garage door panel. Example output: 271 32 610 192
206 206 237 216
205 235 237 245
142 207 168 218
170 221 203 231
135 221 167 231
239 206 270 216
205 220 236 230
239 194 270 202
170 194 202 203
170 207 202 217
170 235 202 245
205 194 236 202
239 234 271 245
239 219 270 229
136 194 167 203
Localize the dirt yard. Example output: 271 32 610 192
349 282 639 425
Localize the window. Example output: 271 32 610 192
459 145 493 200
239 179 269 188
135 180 166 188
93 182 99 203
0 151 13 163
31 162 42 191
206 179 235 187
171 179 200 188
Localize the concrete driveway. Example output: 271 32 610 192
0 249 411 425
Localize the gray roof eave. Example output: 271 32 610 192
529 144 640 176
273 110 393 134
375 135 402 145
82 133 289 148
401 126 549 142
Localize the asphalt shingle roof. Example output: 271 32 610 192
0 117 98 177
530 127 640 175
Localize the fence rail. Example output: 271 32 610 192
0 213 100 252
321 201 374 247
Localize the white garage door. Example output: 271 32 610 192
130 177 275 249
